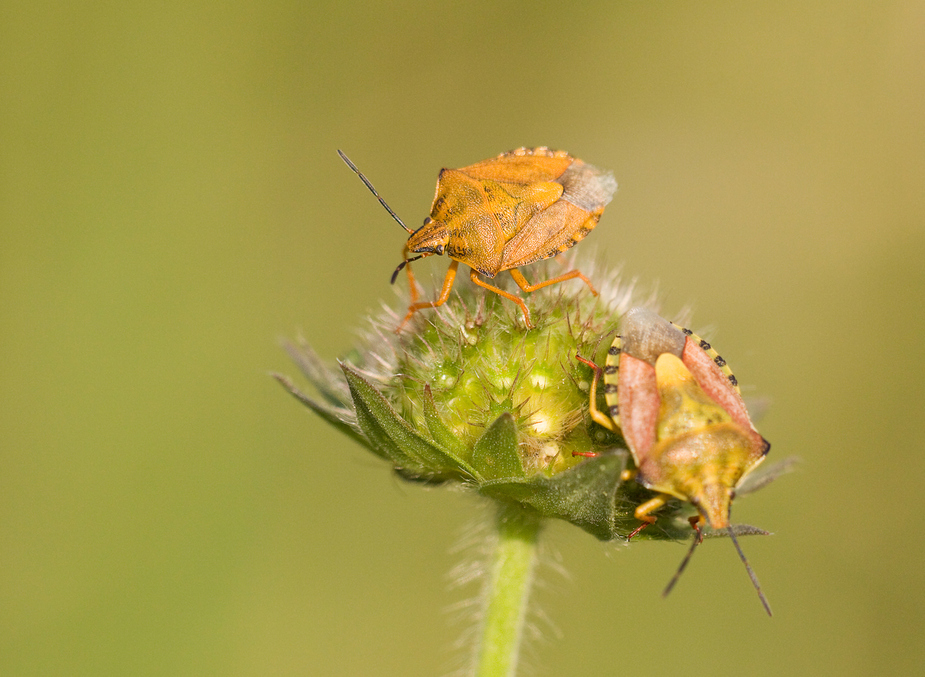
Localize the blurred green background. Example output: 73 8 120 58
3 2 924 675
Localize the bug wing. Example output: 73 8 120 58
498 200 600 269
681 339 755 435
617 353 659 465
558 160 618 214
681 338 770 457
498 161 616 270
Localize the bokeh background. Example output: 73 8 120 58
3 2 924 675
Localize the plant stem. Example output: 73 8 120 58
475 503 542 677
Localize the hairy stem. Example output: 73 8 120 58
475 504 542 677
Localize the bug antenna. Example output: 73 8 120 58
727 525 773 616
662 521 703 598
390 261 407 285
390 255 425 284
337 149 414 234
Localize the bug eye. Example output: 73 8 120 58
435 245 444 255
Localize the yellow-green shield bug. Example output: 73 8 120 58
578 307 772 614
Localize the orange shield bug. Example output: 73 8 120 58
577 307 772 614
338 147 617 329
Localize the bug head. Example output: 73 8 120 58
386 219 452 284
692 483 734 530
405 217 450 257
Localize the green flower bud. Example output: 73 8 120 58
276 259 781 542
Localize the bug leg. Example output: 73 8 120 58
404 258 421 304
401 248 433 305
468 270 534 328
689 515 705 542
575 354 617 433
628 494 668 540
509 267 599 297
397 260 460 332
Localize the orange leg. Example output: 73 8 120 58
574 354 617 433
689 515 705 543
627 516 656 540
627 494 669 540
397 260 459 331
509 267 599 297
404 259 421 305
469 270 534 328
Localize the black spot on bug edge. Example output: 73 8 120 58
609 405 620 416
604 365 618 375
760 438 771 455
608 345 621 356
604 384 618 394
728 374 738 387
681 327 693 335
714 355 727 367
699 340 711 350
